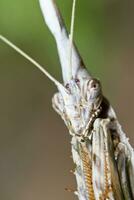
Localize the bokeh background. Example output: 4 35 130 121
0 0 134 199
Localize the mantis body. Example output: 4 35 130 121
0 0 134 199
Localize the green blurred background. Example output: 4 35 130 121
0 0 134 199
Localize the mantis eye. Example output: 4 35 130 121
65 83 70 89
75 78 80 84
91 82 98 89
86 79 102 101
88 79 100 90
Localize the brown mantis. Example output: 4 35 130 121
0 0 134 199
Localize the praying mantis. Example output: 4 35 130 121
0 0 134 199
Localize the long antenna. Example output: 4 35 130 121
69 0 77 74
0 35 61 86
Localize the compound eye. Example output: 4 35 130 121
88 79 100 90
75 78 80 84
86 79 101 101
65 83 70 89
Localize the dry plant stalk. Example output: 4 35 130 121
0 0 134 199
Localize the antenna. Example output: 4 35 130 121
0 35 61 87
69 0 77 74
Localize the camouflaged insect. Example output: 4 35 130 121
39 0 134 200
1 1 133 200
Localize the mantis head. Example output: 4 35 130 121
39 0 103 137
0 0 103 139
53 76 102 137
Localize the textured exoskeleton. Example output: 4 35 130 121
0 1 133 200
39 0 134 200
